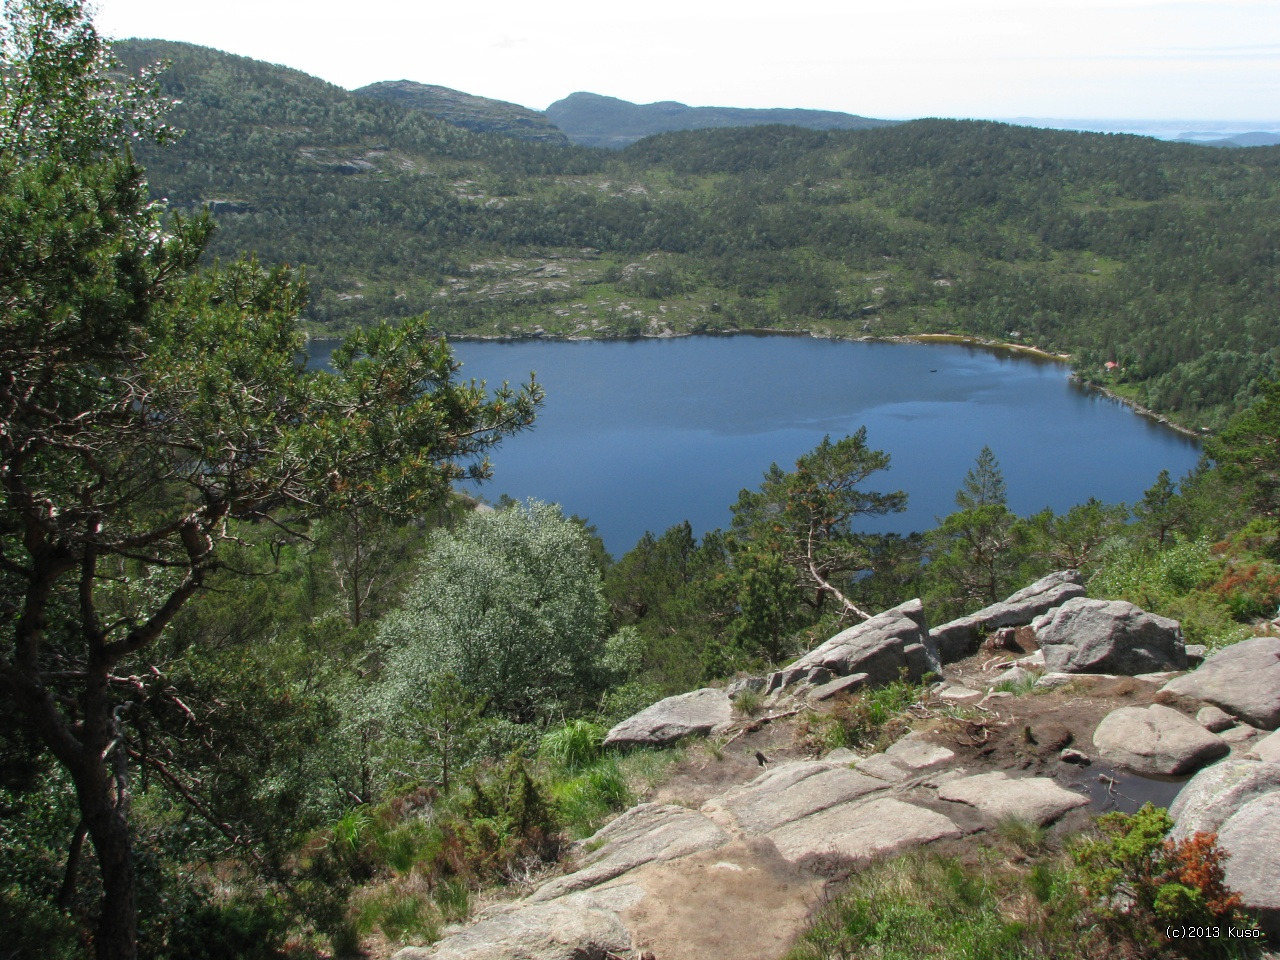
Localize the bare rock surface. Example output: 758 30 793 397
1216 792 1280 937
937 771 1089 826
806 672 869 701
1247 729 1280 763
766 599 937 693
1037 598 1186 675
1169 755 1280 839
766 796 962 863
604 687 732 747
1160 636 1280 730
1196 705 1236 733
529 803 728 902
929 570 1085 663
702 760 887 833
1093 703 1228 775
390 899 632 960
855 735 956 783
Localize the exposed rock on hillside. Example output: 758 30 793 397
930 570 1085 663
603 687 733 747
1160 636 1280 729
1092 703 1229 775
1037 598 1187 675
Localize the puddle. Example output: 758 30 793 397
1063 765 1189 814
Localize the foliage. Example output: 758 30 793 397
731 429 907 619
1071 804 1251 958
1206 379 1280 518
800 677 929 752
373 501 609 726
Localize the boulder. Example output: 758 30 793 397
764 599 937 694
937 771 1089 826
702 760 887 833
1093 704 1229 776
391 899 632 960
1160 636 1280 730
1037 598 1186 675
929 570 1085 663
806 672 869 702
1246 729 1280 764
1196 705 1236 733
1216 793 1280 937
766 796 961 864
604 687 732 747
1169 755 1280 839
530 803 728 902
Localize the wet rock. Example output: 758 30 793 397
1061 748 1092 765
391 899 632 960
1093 704 1229 776
604 687 732 747
1037 598 1186 675
930 570 1085 663
1161 636 1280 730
1169 755 1280 839
702 760 887 833
530 803 728 902
937 771 1089 826
1216 793 1280 938
767 796 961 863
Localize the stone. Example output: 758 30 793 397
1160 636 1280 730
1216 793 1280 937
937 771 1089 826
764 600 937 694
937 685 983 702
994 666 1037 689
930 570 1085 663
391 899 632 960
982 626 1021 652
529 803 728 902
1061 748 1092 765
604 687 732 747
727 675 766 698
855 734 955 783
1218 724 1262 745
1037 598 1186 675
1184 644 1208 666
766 796 961 863
1196 705 1236 733
1169 755 1280 839
1093 704 1229 776
702 760 887 833
806 672 869 702
1246 729 1280 763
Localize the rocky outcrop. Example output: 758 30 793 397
604 687 732 747
765 796 962 863
1217 793 1280 937
529 803 729 902
391 900 632 960
1160 636 1280 730
936 771 1089 826
1093 704 1228 776
760 599 937 696
1247 729 1280 763
855 734 955 783
929 571 1085 663
702 760 886 833
1169 755 1280 839
1037 598 1186 675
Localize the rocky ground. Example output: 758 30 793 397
394 574 1280 960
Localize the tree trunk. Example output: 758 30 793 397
88 810 138 960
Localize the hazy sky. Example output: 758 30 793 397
93 0 1279 121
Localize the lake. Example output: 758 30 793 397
311 335 1202 555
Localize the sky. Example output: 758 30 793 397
92 0 1280 123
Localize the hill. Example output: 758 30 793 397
113 40 1280 430
544 90 895 148
355 80 569 144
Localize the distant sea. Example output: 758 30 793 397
995 118 1280 142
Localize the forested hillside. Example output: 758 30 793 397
115 40 1280 427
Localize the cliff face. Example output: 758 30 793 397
356 80 570 144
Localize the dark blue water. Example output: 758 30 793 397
311 335 1201 554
